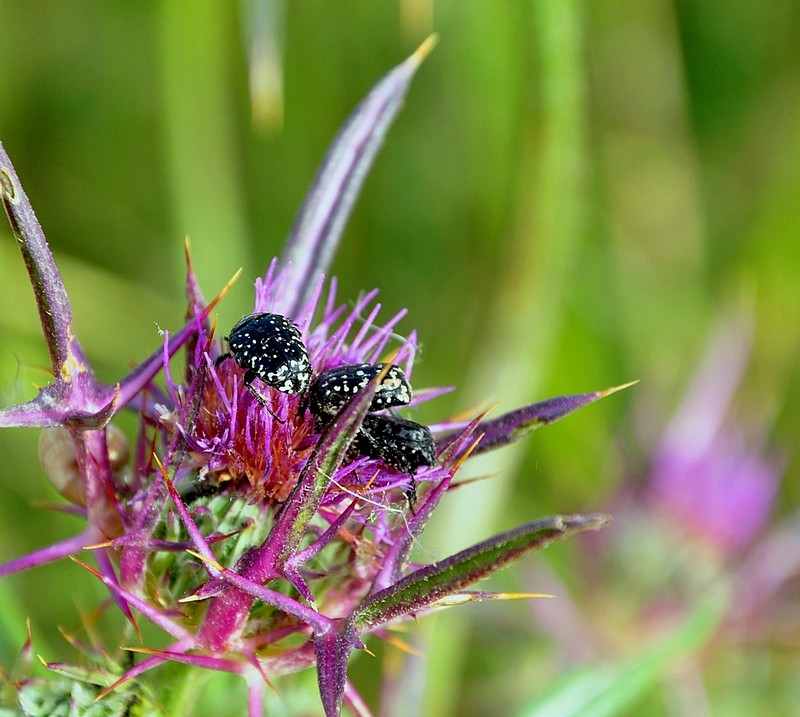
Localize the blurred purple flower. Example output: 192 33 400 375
648 315 783 557
517 313 788 717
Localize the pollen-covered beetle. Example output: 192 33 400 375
307 363 412 427
217 312 312 407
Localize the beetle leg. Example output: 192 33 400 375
243 369 286 424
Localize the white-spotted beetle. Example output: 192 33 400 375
217 313 312 413
307 363 412 427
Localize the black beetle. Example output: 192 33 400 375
217 313 312 413
307 363 411 427
352 413 435 506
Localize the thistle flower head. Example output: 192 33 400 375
173 263 428 510
647 313 783 558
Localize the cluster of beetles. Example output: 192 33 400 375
216 312 436 499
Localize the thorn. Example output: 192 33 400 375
83 540 114 550
185 549 224 573
451 433 484 472
601 379 639 396
412 34 439 65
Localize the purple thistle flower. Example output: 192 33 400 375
0 38 622 716
647 313 783 557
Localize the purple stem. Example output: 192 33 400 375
0 142 79 373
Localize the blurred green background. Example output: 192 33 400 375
1 2 799 716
